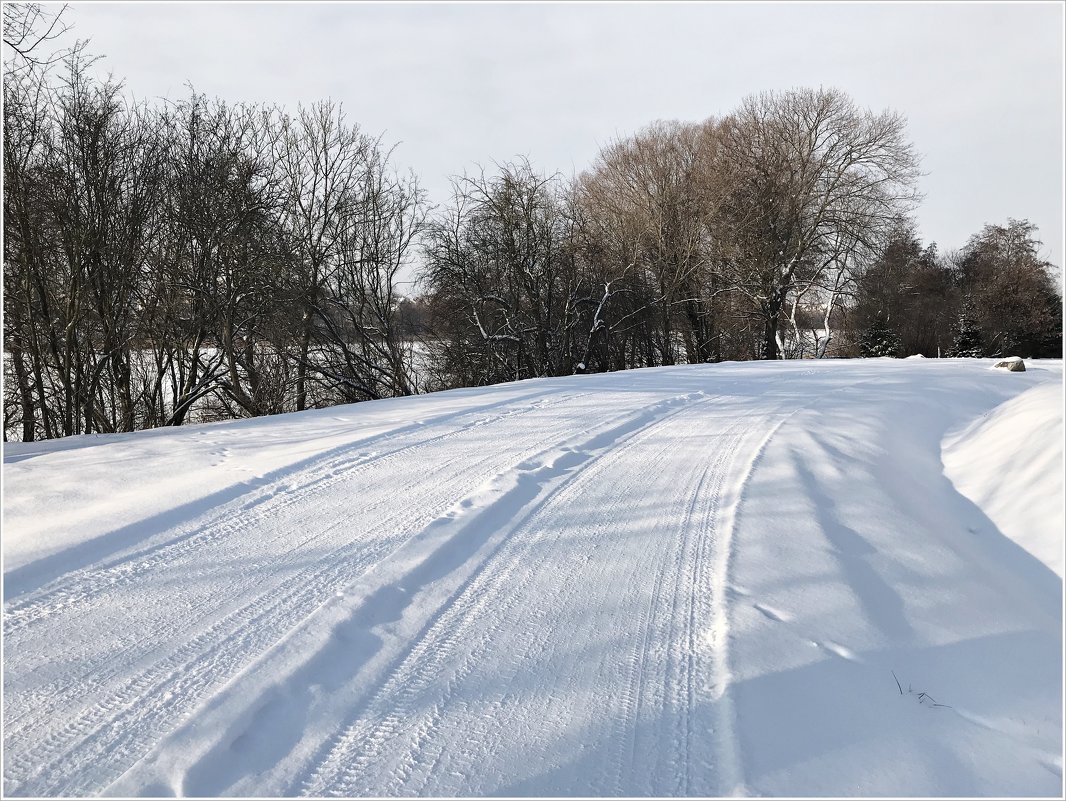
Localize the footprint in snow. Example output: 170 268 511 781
812 639 862 662
1037 755 1063 778
752 602 791 623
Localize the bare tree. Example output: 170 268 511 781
277 101 369 409
421 161 579 386
3 58 52 438
2 3 74 74
851 226 955 358
4 50 166 438
714 87 921 359
953 219 1062 357
312 144 427 402
577 120 722 366
10 57 1058 441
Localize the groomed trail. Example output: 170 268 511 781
3 359 1062 797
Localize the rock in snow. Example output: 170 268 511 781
994 356 1026 371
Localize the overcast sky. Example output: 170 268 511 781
47 1 1065 279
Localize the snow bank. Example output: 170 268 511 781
943 380 1065 577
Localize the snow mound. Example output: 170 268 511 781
905 353 925 359
943 381 1064 576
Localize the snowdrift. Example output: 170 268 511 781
944 380 1064 577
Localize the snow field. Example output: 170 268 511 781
3 358 1062 797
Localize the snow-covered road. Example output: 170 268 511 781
3 359 1062 797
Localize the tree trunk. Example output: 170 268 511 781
762 295 784 360
295 317 311 412
10 345 36 442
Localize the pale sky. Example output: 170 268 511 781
42 1 1066 283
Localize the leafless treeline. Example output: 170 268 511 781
420 90 923 387
415 95 1059 387
4 46 425 440
3 5 1061 441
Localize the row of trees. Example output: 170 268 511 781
418 113 1059 388
3 5 1061 441
421 92 919 386
4 45 425 440
853 219 1062 359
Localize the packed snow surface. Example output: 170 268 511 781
3 359 1063 797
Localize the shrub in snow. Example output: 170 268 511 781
859 314 901 357
992 357 1026 372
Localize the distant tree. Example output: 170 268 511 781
274 101 425 407
9 49 1063 443
420 161 580 387
576 120 721 366
950 300 985 358
4 49 168 438
852 226 957 357
4 59 425 439
2 3 74 74
953 219 1061 358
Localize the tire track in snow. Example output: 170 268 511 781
702 407 809 797
4 388 585 682
608 448 681 795
3 391 579 744
5 389 577 629
8 398 635 797
418 405 770 797
675 441 726 795
695 376 888 797
4 388 565 605
166 388 712 797
299 398 761 797
603 411 758 797
3 391 622 797
143 390 711 798
311 412 710 797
